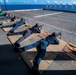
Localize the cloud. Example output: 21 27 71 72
6 0 8 2
53 0 57 3
0 0 3 2
47 0 50 3
34 0 37 3
71 1 76 4
0 0 8 2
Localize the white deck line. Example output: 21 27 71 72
34 11 76 24
49 16 76 24
10 12 76 35
34 12 63 18
23 17 76 35
9 10 76 24
6 9 42 12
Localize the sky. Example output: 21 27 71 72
0 0 76 4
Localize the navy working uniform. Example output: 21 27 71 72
10 16 17 22
0 13 13 20
13 23 42 47
18 32 60 69
5 14 16 20
2 18 25 33
0 16 17 25
9 18 25 33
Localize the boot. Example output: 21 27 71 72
14 47 24 53
9 30 14 33
14 43 20 47
0 22 2 25
32 63 42 75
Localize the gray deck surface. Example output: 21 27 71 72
0 10 76 75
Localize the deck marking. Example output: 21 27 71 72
34 12 76 24
10 12 76 35
34 12 63 18
62 49 76 60
24 17 76 35
50 16 76 24
6 9 42 12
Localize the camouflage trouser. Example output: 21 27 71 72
15 29 33 44
3 20 25 30
23 39 48 65
10 23 24 32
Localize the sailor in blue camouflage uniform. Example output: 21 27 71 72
8 23 42 47
3 18 26 34
18 32 60 71
9 18 25 33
